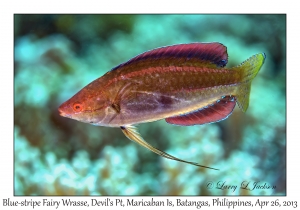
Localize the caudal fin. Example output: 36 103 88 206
234 53 266 112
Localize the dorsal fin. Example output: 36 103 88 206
111 42 228 71
165 96 236 126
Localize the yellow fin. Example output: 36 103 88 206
120 125 219 170
234 53 266 112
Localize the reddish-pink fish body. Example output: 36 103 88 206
59 43 264 127
58 42 265 169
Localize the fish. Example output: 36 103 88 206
58 42 266 170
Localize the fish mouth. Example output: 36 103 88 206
58 106 71 118
58 108 66 117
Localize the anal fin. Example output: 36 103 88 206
120 125 218 170
166 96 236 126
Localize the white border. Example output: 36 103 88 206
1 1 297 210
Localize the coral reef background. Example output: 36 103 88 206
14 14 286 195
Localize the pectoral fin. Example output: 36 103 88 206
120 125 218 170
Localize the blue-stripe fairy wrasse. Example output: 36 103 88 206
58 42 266 170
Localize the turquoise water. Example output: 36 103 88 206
14 14 286 195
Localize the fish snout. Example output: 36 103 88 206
58 106 65 117
58 103 72 118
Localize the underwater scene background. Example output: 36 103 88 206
14 14 286 195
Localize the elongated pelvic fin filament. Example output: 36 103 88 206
120 125 219 170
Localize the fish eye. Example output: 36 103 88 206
73 102 83 112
